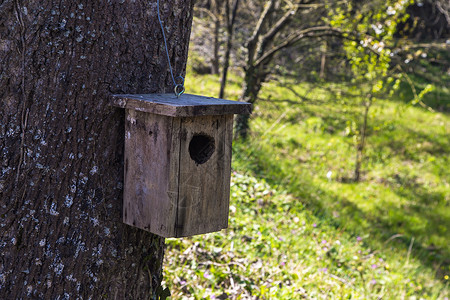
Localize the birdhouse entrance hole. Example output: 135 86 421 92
189 134 215 165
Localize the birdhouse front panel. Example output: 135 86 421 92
175 114 234 237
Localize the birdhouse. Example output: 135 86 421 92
111 94 251 238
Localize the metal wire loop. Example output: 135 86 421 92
157 0 185 98
174 84 185 98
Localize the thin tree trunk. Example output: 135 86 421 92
211 0 220 74
320 40 327 79
219 0 240 99
354 95 372 182
0 0 194 298
212 20 220 74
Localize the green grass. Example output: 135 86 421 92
163 70 450 299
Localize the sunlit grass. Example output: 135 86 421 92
163 70 450 299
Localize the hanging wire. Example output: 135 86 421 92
157 0 185 98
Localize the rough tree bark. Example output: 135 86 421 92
0 0 193 298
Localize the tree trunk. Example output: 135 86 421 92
354 95 372 182
320 40 327 79
235 65 264 139
211 0 220 74
0 0 193 298
219 0 240 99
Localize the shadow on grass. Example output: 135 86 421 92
233 140 450 280
394 69 450 113
370 123 450 157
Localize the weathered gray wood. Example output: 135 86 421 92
123 110 235 237
123 110 179 237
118 92 247 237
175 115 234 237
111 93 252 117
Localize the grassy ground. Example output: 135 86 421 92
162 70 450 299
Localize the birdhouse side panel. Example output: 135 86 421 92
175 114 234 237
123 110 180 237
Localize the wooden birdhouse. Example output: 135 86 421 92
111 94 251 238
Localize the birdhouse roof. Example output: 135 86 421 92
111 94 252 117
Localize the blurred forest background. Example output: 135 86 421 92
163 0 449 298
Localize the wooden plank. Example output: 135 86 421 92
222 115 234 228
167 117 182 237
123 110 178 237
111 93 252 117
175 115 233 237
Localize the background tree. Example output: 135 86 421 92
193 0 224 74
0 0 193 298
190 0 448 138
398 0 450 41
329 0 447 181
234 0 342 137
219 0 240 99
210 0 222 74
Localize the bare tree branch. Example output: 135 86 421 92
435 0 450 24
258 5 300 55
247 0 277 63
194 7 219 21
399 42 450 50
254 26 343 68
